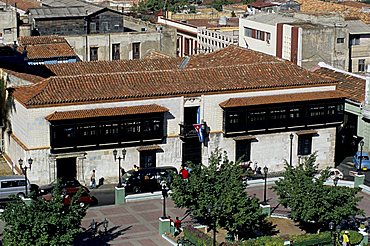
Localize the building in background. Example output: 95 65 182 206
0 3 18 45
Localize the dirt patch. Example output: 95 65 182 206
166 217 305 243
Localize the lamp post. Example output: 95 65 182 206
18 158 32 197
161 182 169 219
263 166 269 205
289 133 294 166
103 218 109 234
359 140 364 174
329 221 335 246
113 149 126 187
333 177 339 187
90 219 97 239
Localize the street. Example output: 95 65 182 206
90 156 369 207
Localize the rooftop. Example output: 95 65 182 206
0 0 41 11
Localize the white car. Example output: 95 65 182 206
315 168 344 180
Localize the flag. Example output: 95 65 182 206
193 124 204 143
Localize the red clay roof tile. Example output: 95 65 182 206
219 90 346 108
45 104 169 121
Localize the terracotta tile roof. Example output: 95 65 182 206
18 36 67 45
0 0 41 11
297 0 370 24
14 61 338 108
248 0 277 8
312 67 365 103
19 43 77 59
2 68 45 84
219 90 346 108
17 36 77 60
45 104 169 121
45 45 281 76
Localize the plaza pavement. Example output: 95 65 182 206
75 184 370 246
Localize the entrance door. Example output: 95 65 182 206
140 151 156 169
56 157 77 179
182 139 202 165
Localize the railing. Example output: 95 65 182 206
179 124 198 138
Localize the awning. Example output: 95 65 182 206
136 145 163 152
45 104 169 121
233 135 257 141
296 130 318 136
219 90 346 108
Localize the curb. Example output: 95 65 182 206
162 234 177 246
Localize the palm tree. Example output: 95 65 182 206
0 77 15 152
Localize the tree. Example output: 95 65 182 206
171 148 273 239
1 182 87 246
273 153 363 231
0 77 15 147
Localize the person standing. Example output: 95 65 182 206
342 230 350 246
90 170 96 189
179 166 189 180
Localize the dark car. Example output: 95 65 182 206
38 177 89 196
42 189 98 208
122 166 177 193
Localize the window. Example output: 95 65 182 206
298 135 312 156
140 151 156 168
266 32 271 43
309 106 325 117
3 28 11 34
235 140 251 163
358 59 365 72
102 22 109 32
256 30 264 41
89 23 96 33
90 47 98 61
133 42 140 59
244 27 253 38
270 109 286 120
336 38 345 43
112 43 120 60
249 111 266 122
351 37 360 46
288 108 300 119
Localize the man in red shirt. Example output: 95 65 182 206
174 217 182 233
179 166 189 179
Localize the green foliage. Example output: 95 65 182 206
171 148 273 239
272 153 363 229
290 232 331 245
210 0 231 12
183 225 213 245
0 77 15 134
0 182 87 246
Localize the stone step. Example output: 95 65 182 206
0 154 13 176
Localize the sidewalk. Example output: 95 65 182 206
76 198 191 246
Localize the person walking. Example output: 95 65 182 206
342 230 350 246
90 170 96 189
174 217 182 235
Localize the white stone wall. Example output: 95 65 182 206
8 85 338 185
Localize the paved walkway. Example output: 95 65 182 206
75 184 370 246
75 199 191 246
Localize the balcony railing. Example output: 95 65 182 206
179 124 198 138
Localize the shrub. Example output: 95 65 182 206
183 225 213 246
339 230 363 245
290 232 332 246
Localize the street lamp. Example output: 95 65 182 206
333 177 339 187
161 182 169 219
329 221 335 246
359 140 364 174
103 218 109 234
289 133 294 166
90 219 97 239
263 166 269 205
113 148 126 187
18 158 32 197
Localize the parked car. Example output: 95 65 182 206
315 168 344 180
0 175 33 200
122 166 177 193
42 189 98 208
38 177 89 196
353 152 370 171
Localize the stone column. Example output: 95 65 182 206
158 217 171 235
260 204 271 216
354 173 365 188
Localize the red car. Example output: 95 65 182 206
42 190 98 208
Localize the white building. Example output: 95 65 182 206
2 46 345 185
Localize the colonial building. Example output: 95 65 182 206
3 46 346 185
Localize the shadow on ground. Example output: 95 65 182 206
73 223 132 246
